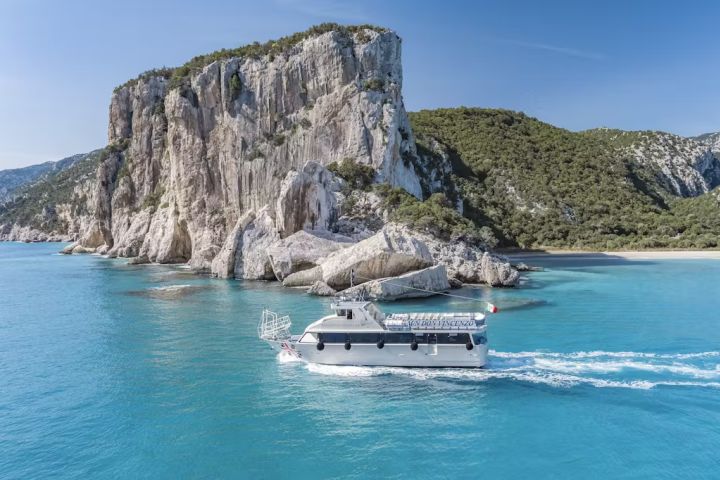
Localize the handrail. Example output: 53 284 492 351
258 309 292 341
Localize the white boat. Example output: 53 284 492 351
258 297 495 368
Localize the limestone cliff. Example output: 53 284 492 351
615 130 720 197
81 25 436 273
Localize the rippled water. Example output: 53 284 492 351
2 243 720 478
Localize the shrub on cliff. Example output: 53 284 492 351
115 24 389 93
327 158 376 191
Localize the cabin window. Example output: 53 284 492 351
347 310 353 319
437 333 471 344
348 333 381 343
322 333 347 343
384 333 415 344
472 333 487 345
336 309 347 317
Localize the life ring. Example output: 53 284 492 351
466 342 474 351
377 340 385 349
317 341 325 351
410 341 418 351
345 341 352 350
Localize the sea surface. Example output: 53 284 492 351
2 243 720 479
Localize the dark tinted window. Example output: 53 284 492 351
413 334 429 344
438 333 471 344
349 333 381 343
384 333 415 344
321 333 348 343
347 310 353 319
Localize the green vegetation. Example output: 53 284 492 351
229 72 242 99
374 184 498 246
271 134 286 146
327 158 376 190
0 149 104 232
409 108 720 250
141 186 165 211
363 78 385 92
246 147 264 161
114 68 173 93
115 23 388 92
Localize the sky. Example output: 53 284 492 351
1 0 720 169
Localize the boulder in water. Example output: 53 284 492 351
319 224 433 289
307 281 337 296
341 264 450 301
267 230 350 281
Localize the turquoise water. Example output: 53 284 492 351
2 243 720 479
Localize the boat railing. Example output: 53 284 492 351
258 309 292 341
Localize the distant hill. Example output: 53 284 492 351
409 108 720 249
0 149 103 241
0 153 90 204
694 132 720 155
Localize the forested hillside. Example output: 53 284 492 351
409 108 720 249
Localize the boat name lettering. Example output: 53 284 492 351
406 319 476 329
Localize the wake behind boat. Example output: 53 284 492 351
258 296 497 368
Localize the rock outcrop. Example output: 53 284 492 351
283 265 323 287
342 264 450 301
73 26 436 274
266 229 350 280
234 208 279 280
307 281 337 296
599 130 720 197
281 223 518 292
383 224 520 287
1 25 519 294
319 225 434 289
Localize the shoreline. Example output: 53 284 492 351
504 250 720 260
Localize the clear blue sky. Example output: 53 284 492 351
2 0 720 168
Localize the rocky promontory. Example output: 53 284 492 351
49 24 519 294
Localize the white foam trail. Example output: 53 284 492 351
525 358 720 379
150 284 193 291
298 350 720 390
490 350 720 360
277 351 304 364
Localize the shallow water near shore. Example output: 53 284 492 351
2 243 720 478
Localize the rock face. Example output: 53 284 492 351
319 225 434 289
266 229 350 280
283 265 323 287
385 224 520 286
617 131 720 197
275 162 344 238
342 264 450 301
1 26 518 294
74 26 435 274
307 281 337 296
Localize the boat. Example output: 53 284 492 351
258 296 496 368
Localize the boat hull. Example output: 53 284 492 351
293 342 488 368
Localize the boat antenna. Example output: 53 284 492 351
352 272 499 313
